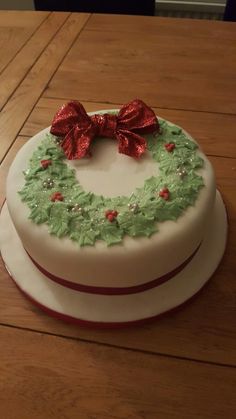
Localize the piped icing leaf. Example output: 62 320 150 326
19 117 205 246
99 222 123 246
29 204 51 224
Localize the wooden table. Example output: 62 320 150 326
0 11 235 419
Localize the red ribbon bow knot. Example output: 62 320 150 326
50 99 159 160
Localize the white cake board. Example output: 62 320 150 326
0 191 227 327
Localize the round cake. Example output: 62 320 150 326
0 100 227 326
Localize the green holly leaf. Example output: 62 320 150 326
100 221 123 246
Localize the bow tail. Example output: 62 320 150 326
116 130 147 158
62 125 94 160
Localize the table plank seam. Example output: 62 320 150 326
37 12 92 104
0 12 50 78
0 13 73 163
17 12 91 140
0 12 70 112
0 12 71 114
4 12 91 156
0 322 235 369
0 13 91 164
205 154 236 160
40 95 236 118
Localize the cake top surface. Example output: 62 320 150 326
17 100 205 247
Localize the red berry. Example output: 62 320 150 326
51 192 64 202
165 143 175 152
41 159 52 169
105 209 118 222
159 188 170 200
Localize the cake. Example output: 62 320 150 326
0 99 227 326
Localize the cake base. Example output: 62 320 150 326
0 191 227 327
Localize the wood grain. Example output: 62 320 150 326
21 97 236 158
86 14 236 40
43 15 236 114
0 326 235 419
0 135 235 366
0 11 48 74
0 12 69 110
0 13 90 163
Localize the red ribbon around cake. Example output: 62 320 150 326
50 99 159 159
25 243 201 296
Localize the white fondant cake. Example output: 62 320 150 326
6 128 215 288
0 104 227 326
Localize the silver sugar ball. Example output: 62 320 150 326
43 178 54 189
53 136 63 145
153 130 159 138
128 203 139 213
177 168 187 179
71 203 83 213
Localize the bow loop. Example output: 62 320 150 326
50 101 91 137
117 99 158 135
50 99 159 159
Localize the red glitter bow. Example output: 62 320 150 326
50 99 159 159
